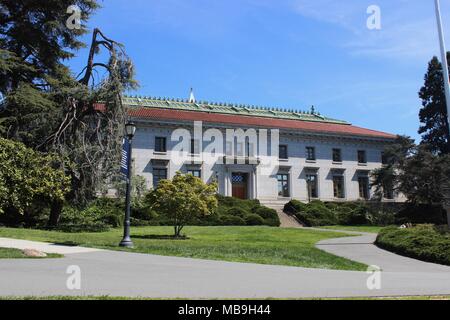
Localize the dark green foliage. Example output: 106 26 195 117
376 225 450 266
244 214 265 226
220 215 246 226
293 201 338 227
225 207 247 218
329 202 368 226
283 199 307 215
284 199 445 227
396 205 446 225
0 0 99 146
372 136 450 205
215 196 280 227
418 56 450 155
253 207 281 227
0 138 70 219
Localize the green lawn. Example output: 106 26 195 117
0 247 62 259
319 226 384 233
0 226 367 271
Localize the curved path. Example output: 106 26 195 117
315 229 450 273
0 232 450 298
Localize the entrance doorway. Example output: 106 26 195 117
232 173 248 199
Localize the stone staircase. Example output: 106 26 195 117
260 200 304 228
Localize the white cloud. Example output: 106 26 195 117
290 0 445 62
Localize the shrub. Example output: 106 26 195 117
253 207 280 227
293 201 337 227
57 206 110 233
376 225 450 266
146 172 218 237
0 138 70 219
367 210 396 226
220 215 246 226
284 200 307 215
244 213 265 226
334 203 368 225
395 204 446 225
226 207 249 218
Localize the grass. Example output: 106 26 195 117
319 226 384 233
376 225 450 266
0 247 62 259
0 226 367 271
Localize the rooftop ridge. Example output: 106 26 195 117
122 95 350 125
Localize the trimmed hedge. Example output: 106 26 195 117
215 195 280 227
376 225 450 266
283 200 447 227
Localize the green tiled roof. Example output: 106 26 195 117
122 95 349 125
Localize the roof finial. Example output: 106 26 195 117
311 105 315 114
189 88 196 103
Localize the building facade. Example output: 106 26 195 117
125 96 401 204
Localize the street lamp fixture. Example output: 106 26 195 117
119 121 136 247
125 121 137 139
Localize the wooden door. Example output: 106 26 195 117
232 173 248 200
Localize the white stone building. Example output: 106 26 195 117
125 96 401 204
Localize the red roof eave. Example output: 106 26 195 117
127 108 397 140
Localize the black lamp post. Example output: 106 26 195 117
119 121 136 247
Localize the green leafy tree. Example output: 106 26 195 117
372 136 450 205
146 172 218 237
0 138 70 220
418 55 450 155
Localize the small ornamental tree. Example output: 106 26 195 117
146 172 218 237
0 138 70 219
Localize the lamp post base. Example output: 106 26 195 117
119 237 134 248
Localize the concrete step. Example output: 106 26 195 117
261 201 303 228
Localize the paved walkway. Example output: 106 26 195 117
0 237 101 254
315 230 450 273
0 232 449 298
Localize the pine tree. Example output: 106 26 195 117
418 55 450 155
0 0 99 147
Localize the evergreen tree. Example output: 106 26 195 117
0 0 99 147
418 55 450 155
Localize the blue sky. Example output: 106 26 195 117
67 0 450 140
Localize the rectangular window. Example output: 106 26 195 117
333 175 345 199
187 170 201 178
246 141 255 157
155 137 167 153
277 173 290 197
190 139 200 155
279 145 288 160
332 148 342 163
153 168 167 187
306 147 316 161
358 176 370 200
226 141 233 156
236 142 244 157
358 150 367 164
306 173 318 199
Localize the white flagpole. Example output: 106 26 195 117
435 0 450 134
434 0 450 227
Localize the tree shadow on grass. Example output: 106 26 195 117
131 235 190 240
